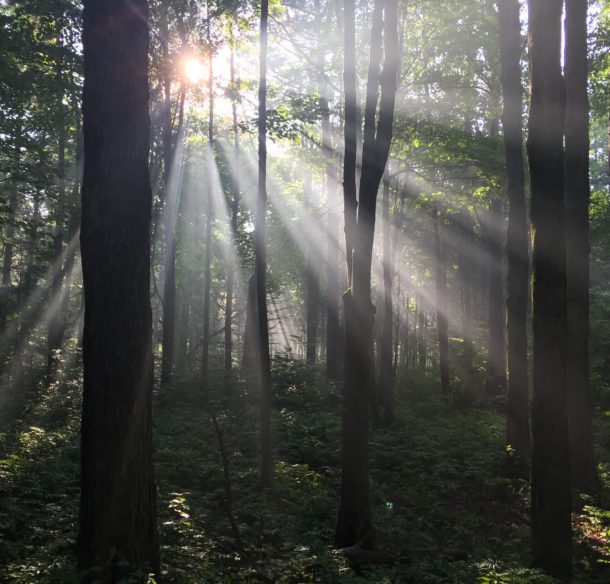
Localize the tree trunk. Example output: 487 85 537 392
336 0 398 549
2 128 20 288
528 0 572 576
79 0 159 576
434 213 449 394
457 209 474 372
47 61 67 377
379 177 394 420
418 304 426 371
257 0 273 488
565 0 599 493
242 274 259 370
160 6 175 385
484 198 506 396
225 38 240 372
306 252 319 365
318 6 340 380
499 0 530 462
202 12 216 390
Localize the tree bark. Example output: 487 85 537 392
336 0 398 549
484 198 507 396
499 0 530 462
528 0 572 576
78 0 159 576
257 0 273 488
565 0 599 493
160 5 178 385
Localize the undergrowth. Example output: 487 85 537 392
0 354 609 582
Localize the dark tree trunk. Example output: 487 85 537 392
2 129 20 289
257 0 273 488
78 0 159 577
242 274 259 370
160 6 178 385
499 0 530 462
565 0 599 493
336 0 398 549
434 214 449 394
379 177 394 420
528 0 572 577
305 158 319 367
484 198 507 396
306 253 319 365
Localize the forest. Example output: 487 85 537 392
1 0 610 582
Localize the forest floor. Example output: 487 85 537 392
1 353 610 583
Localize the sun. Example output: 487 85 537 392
183 58 206 84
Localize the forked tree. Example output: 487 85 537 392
336 0 399 549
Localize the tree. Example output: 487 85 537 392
336 0 399 549
434 209 449 395
379 176 395 418
78 0 159 576
257 0 273 488
527 0 572 576
498 0 530 464
565 0 599 492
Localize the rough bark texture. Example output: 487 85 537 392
336 0 398 549
257 0 273 488
528 0 572 576
78 0 159 577
499 0 530 462
565 0 599 493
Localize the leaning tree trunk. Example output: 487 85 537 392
336 0 398 549
528 0 572 577
78 0 159 577
499 0 530 463
257 0 273 488
565 0 599 493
